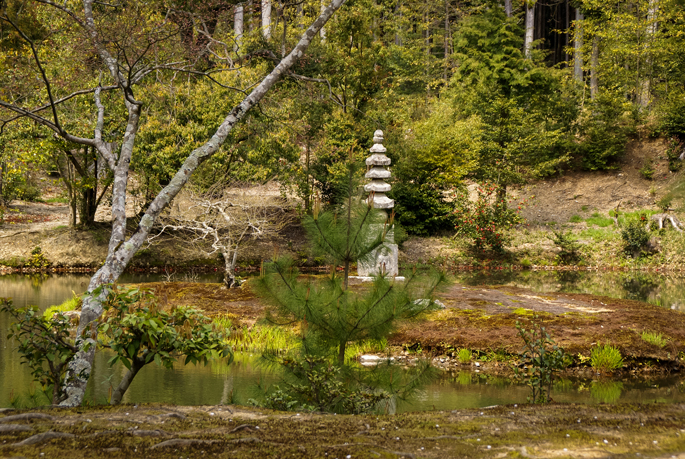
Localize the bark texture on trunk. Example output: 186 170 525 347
639 0 659 108
504 0 512 17
590 35 599 100
524 2 535 58
110 359 144 405
59 0 347 407
262 0 272 39
234 4 244 51
574 9 584 83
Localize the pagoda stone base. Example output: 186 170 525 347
357 242 399 277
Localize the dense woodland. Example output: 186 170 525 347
1 0 684 235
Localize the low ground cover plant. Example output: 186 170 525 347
641 331 669 348
590 344 623 372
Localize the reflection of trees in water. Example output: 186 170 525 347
620 273 660 302
555 270 582 288
29 274 50 289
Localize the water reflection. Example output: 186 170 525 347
452 269 685 311
2 271 685 409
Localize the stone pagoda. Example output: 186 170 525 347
357 130 400 277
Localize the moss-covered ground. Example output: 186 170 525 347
2 402 685 458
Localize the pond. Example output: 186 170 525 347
1 270 685 410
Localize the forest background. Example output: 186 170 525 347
2 0 684 238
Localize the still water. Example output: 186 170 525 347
1 271 685 409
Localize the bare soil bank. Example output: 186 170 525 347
1 139 680 271
1 402 685 458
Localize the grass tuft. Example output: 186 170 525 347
641 330 669 348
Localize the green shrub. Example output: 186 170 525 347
256 354 392 414
453 183 522 252
641 331 669 348
548 230 582 264
657 90 685 139
621 221 651 258
639 161 655 180
590 344 623 372
666 138 684 173
98 286 233 404
569 215 582 223
578 93 629 171
1 299 79 405
26 247 50 269
457 348 473 364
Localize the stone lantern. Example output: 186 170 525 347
357 130 400 277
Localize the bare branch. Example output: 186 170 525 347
2 13 64 134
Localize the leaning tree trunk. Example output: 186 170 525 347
110 358 144 405
59 0 347 407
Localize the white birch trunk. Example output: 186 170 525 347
234 4 244 51
320 0 326 40
262 0 272 39
574 9 584 83
59 0 347 407
590 35 599 100
524 2 535 59
639 0 659 108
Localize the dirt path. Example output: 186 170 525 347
1 402 684 458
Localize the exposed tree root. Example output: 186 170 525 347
11 431 74 447
647 213 684 232
0 413 55 423
150 438 219 449
0 424 33 433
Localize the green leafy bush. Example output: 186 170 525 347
26 247 50 269
621 221 651 258
666 138 684 172
98 286 233 404
577 93 629 171
640 161 655 180
454 183 522 252
258 355 391 414
548 231 582 264
1 299 79 405
514 316 566 404
590 344 623 372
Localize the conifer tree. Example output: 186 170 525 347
254 147 446 366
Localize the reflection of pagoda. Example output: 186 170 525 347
357 130 399 278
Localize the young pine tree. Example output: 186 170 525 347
254 146 446 366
